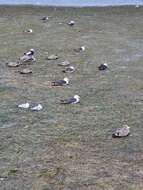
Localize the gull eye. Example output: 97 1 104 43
116 132 120 136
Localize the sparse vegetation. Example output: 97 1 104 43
0 5 143 190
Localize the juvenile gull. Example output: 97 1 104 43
24 49 34 56
19 68 32 74
47 54 58 60
112 125 130 138
52 77 69 86
7 61 21 67
61 95 80 104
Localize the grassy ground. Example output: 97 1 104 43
0 5 143 190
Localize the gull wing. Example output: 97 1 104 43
52 80 66 86
61 97 76 104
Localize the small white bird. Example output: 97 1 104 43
18 103 30 109
31 104 43 111
61 95 80 104
47 54 59 60
52 77 69 86
68 20 75 26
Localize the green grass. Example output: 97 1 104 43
0 5 143 190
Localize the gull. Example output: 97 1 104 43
24 49 34 56
68 20 75 26
52 77 69 86
47 54 58 60
58 60 70 66
19 49 36 63
112 125 130 138
74 46 85 52
31 104 43 111
18 103 30 109
19 68 32 74
62 66 75 73
41 16 49 22
61 95 80 104
7 61 21 67
24 29 33 33
98 63 108 71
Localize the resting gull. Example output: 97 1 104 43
112 125 130 138
41 16 49 22
31 104 43 111
62 66 75 73
18 103 30 109
52 77 69 86
24 29 33 33
61 95 80 104
98 63 108 71
68 20 75 26
74 46 85 52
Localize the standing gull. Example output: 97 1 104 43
19 49 36 63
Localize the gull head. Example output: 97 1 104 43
27 29 33 33
123 125 130 129
80 46 85 51
103 63 108 67
63 77 69 83
30 49 34 52
69 66 75 70
74 95 80 101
